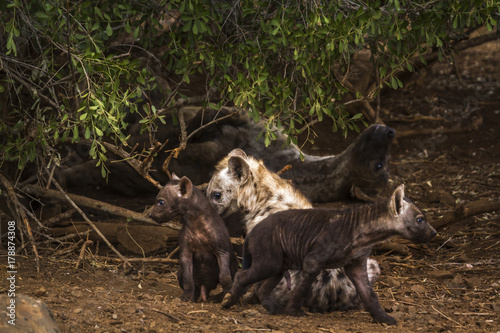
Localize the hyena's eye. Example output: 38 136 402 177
157 200 165 206
416 217 424 224
374 162 383 171
212 192 222 201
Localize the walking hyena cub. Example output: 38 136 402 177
150 174 238 302
222 185 437 325
207 149 380 312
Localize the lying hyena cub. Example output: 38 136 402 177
208 149 380 312
150 174 238 302
222 185 437 325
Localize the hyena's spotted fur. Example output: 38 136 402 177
207 149 380 312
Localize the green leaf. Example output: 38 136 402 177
106 23 113 37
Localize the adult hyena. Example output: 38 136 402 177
206 149 380 312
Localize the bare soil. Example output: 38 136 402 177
3 40 500 332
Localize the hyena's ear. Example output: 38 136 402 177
228 148 247 159
228 156 250 183
178 176 193 198
172 173 180 181
389 184 405 217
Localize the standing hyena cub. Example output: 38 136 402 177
150 174 238 302
222 185 437 325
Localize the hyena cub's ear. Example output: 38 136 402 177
389 184 405 217
228 148 248 159
178 176 193 198
228 156 250 183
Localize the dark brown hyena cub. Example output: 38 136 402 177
150 174 238 302
222 185 436 325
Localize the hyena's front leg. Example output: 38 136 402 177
216 250 233 292
345 257 397 325
179 247 197 302
284 270 318 316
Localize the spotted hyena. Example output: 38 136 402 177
206 149 380 312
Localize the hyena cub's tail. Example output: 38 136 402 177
241 240 252 270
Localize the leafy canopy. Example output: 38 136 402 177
0 0 498 173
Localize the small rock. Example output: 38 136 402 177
407 306 417 315
242 309 260 317
428 270 453 280
34 286 47 297
448 274 465 288
391 311 404 321
74 308 83 314
71 290 83 298
385 276 401 289
465 276 482 288
411 284 426 294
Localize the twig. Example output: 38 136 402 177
76 240 94 269
43 209 77 228
151 308 181 323
431 305 463 327
99 141 162 190
185 110 239 141
166 246 180 259
0 173 40 273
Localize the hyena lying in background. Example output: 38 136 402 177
206 149 380 312
222 185 437 325
150 175 238 302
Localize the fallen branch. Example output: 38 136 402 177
21 184 181 230
395 113 482 139
431 198 500 230
93 255 179 264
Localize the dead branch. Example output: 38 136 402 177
21 184 181 230
45 177 133 268
431 198 500 230
395 113 482 139
43 209 77 228
93 255 179 264
414 31 499 73
100 141 163 190
39 229 91 245
0 173 40 273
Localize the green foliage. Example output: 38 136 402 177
0 0 498 172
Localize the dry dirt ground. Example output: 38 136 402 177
2 41 500 332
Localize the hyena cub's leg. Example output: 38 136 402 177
255 274 286 314
222 262 281 308
216 250 234 292
344 258 397 325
